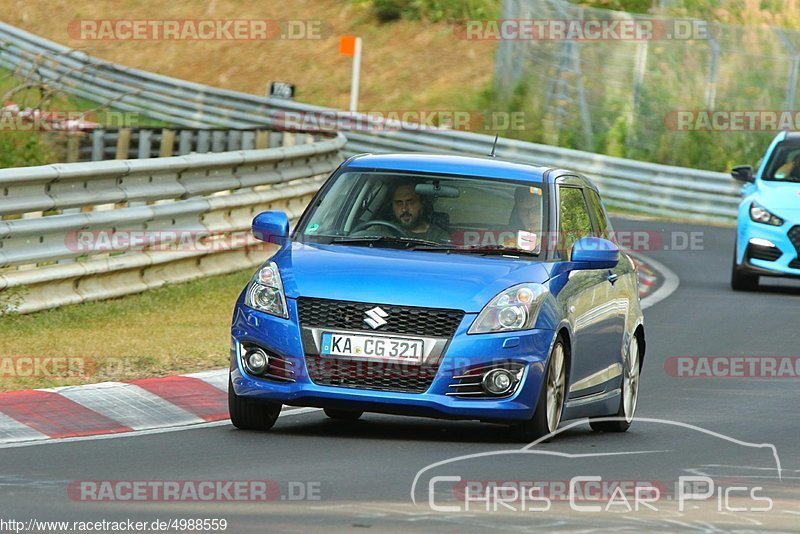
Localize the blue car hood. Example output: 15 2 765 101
755 181 800 222
274 243 551 313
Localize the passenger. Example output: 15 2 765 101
509 187 544 235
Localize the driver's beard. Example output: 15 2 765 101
398 212 418 229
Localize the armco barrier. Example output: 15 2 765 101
0 21 740 224
0 132 346 314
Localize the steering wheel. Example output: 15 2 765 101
352 220 409 237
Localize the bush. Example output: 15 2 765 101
363 0 501 23
0 131 55 169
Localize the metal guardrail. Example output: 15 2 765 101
0 131 346 313
0 21 741 224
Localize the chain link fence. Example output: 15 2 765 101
494 0 800 170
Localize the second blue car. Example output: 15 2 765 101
731 131 800 290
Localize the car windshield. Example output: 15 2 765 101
764 142 800 182
295 171 547 255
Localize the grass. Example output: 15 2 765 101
0 270 251 391
3 1 498 114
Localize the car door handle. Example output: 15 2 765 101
607 272 619 285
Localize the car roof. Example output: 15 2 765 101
779 131 800 143
342 153 552 184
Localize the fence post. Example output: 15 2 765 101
705 32 719 109
116 128 131 159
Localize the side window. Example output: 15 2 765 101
558 186 592 259
585 188 610 240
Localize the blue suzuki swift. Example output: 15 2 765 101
229 154 645 440
731 131 800 290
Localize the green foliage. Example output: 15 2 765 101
360 0 501 23
0 131 54 169
570 0 654 14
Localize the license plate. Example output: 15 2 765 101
320 332 424 363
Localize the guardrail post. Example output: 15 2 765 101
91 129 106 161
138 129 153 159
242 131 256 150
178 130 193 154
227 130 242 151
212 130 226 152
116 128 132 159
256 130 269 149
196 130 211 153
159 129 175 157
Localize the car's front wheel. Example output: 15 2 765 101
513 337 567 441
731 242 759 291
228 376 282 431
590 333 641 433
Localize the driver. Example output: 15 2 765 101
774 154 800 180
368 182 449 242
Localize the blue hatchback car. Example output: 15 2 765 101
229 154 645 440
731 131 800 290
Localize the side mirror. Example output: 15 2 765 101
571 237 619 269
731 165 755 183
252 211 289 247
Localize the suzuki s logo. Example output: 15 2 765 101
364 306 389 329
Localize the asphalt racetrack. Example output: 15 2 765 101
2 218 799 532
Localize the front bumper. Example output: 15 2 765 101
738 220 800 278
230 299 556 422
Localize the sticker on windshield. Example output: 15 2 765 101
306 224 320 234
517 230 537 251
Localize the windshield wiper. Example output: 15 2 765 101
331 235 443 248
414 244 539 257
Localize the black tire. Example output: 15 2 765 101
731 243 759 291
590 333 641 433
228 376 282 431
512 337 567 442
324 408 363 421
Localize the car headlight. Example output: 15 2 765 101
244 262 288 318
750 202 784 226
469 283 548 334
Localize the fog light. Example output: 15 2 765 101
245 349 268 375
482 369 515 395
749 238 776 248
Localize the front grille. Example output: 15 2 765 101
306 355 436 393
297 298 464 337
789 226 800 255
746 243 782 262
790 259 800 269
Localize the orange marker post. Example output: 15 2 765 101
339 35 362 112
